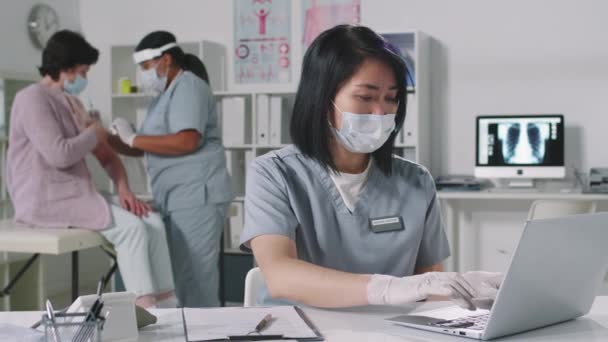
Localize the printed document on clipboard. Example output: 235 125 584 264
182 306 323 341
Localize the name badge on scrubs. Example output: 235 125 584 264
369 216 404 233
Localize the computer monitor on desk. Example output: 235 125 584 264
475 115 565 188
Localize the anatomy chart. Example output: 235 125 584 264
234 0 291 84
301 0 360 50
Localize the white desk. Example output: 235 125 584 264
437 190 608 273
2 297 608 341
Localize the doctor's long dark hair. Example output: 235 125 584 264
290 25 409 176
135 31 210 84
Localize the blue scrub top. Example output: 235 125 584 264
240 145 450 305
139 71 234 213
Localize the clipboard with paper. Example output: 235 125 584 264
182 306 323 341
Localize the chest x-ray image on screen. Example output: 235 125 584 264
498 120 551 164
475 115 565 183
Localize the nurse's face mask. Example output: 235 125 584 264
133 42 178 96
139 58 169 95
330 102 397 154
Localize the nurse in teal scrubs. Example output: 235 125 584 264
110 31 233 307
240 25 502 309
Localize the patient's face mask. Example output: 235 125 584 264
330 102 396 153
63 74 87 95
139 61 168 95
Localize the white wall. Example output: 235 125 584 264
362 0 608 176
80 0 608 177
0 0 81 79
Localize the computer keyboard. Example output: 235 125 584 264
430 313 489 331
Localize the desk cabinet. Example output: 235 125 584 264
438 191 608 294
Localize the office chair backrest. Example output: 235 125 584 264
527 200 597 221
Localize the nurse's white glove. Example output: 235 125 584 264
367 272 478 310
110 117 136 147
463 271 503 310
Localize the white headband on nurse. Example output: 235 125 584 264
133 42 178 64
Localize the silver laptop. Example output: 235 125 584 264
387 212 608 340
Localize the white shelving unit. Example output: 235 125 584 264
216 90 296 253
217 91 296 191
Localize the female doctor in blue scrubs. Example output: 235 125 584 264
240 25 501 309
109 31 234 307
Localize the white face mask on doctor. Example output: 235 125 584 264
133 42 178 96
138 61 168 95
330 102 397 153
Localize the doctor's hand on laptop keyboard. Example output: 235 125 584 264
367 271 503 311
463 271 503 310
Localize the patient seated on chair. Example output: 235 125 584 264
6 30 176 308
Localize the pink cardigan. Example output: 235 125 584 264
6 83 111 230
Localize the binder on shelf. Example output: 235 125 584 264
225 151 246 196
402 93 417 146
402 147 416 162
244 150 255 175
256 94 270 145
222 97 246 146
396 126 405 145
228 202 244 249
215 99 223 132
269 96 283 146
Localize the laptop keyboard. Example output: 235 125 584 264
430 313 490 331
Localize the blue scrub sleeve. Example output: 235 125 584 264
167 76 209 134
240 157 299 251
415 170 451 269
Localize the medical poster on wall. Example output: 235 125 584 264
234 0 291 84
301 0 360 51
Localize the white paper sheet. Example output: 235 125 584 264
183 306 318 341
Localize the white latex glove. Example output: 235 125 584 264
367 272 478 310
463 271 503 310
110 117 136 147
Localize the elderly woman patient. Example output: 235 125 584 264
6 30 176 308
